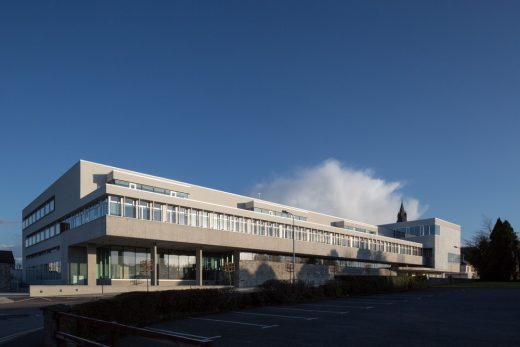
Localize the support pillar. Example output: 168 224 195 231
87 244 96 286
195 248 203 286
151 244 158 286
233 251 240 288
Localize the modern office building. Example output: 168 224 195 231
22 160 461 289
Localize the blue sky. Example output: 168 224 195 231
1 1 519 261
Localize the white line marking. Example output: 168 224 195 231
300 303 373 310
39 297 52 302
234 311 319 321
190 317 278 329
274 307 349 314
147 327 220 340
5 297 36 304
333 300 394 305
0 327 43 344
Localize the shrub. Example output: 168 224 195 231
64 275 427 340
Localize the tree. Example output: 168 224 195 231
465 218 519 281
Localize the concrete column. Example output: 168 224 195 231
151 244 158 286
195 248 203 286
233 250 240 287
61 246 70 285
87 244 96 286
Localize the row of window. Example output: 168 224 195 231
107 195 422 256
339 225 377 235
251 207 307 221
97 247 196 280
25 194 423 257
22 198 55 229
26 246 60 260
25 223 61 248
240 252 390 269
25 261 61 281
394 224 440 238
109 179 189 199
25 198 108 248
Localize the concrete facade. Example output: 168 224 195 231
380 218 461 274
22 160 461 291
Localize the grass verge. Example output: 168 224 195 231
432 281 520 289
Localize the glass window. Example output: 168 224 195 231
178 207 187 225
158 252 168 279
168 254 179 279
202 211 208 228
138 200 151 220
124 198 136 218
142 185 154 192
153 187 166 195
110 247 123 279
166 205 176 223
114 180 129 187
153 203 162 221
135 248 149 279
123 247 135 279
109 196 122 216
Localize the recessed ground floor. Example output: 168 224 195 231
27 240 404 290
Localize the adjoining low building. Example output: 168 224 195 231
0 250 15 291
22 160 461 291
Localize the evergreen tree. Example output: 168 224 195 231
471 218 519 281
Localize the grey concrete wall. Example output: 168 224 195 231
435 223 461 272
238 260 335 287
30 284 228 297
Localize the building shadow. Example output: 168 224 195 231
238 261 277 287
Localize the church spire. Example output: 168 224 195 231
397 201 407 222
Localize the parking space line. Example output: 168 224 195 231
333 300 394 305
6 297 36 304
274 307 349 314
0 327 43 344
381 295 432 299
300 303 373 310
148 327 221 340
190 317 278 329
234 311 319 321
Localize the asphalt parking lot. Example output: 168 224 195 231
0 294 116 346
125 287 520 347
2 288 520 346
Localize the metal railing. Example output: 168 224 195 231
55 312 213 347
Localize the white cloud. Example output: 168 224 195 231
0 219 19 225
252 159 425 225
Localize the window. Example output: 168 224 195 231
166 205 176 223
153 203 162 221
23 198 55 229
109 196 122 216
202 211 209 228
108 180 189 199
124 198 136 218
138 200 151 220
190 209 197 227
178 207 187 225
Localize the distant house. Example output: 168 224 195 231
459 247 478 279
0 250 15 291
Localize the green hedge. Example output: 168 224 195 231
71 276 427 327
